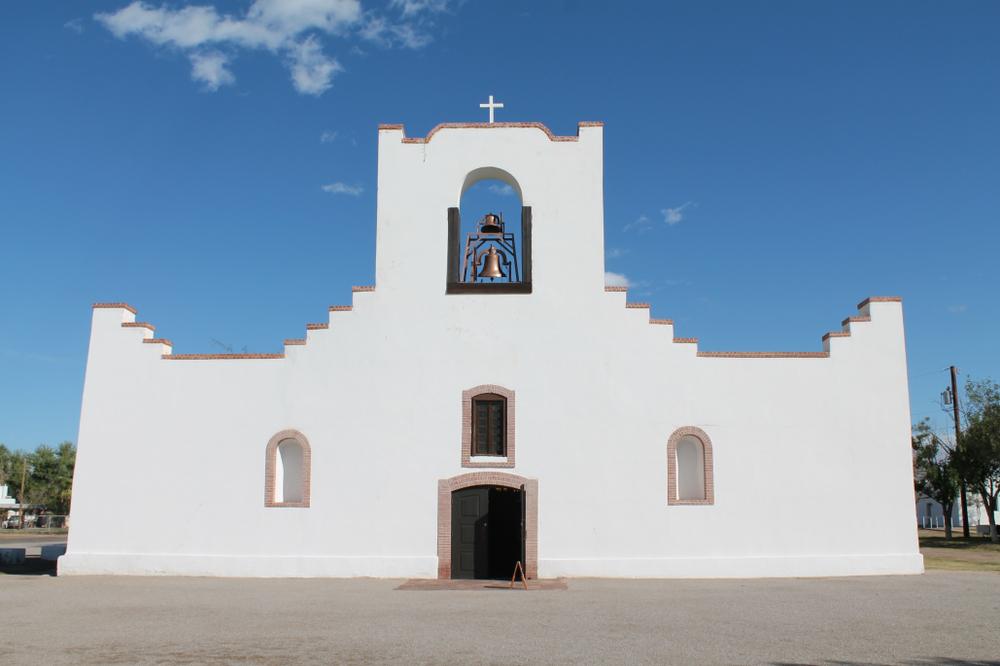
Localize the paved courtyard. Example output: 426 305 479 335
2 571 999 665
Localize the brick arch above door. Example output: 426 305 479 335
437 471 538 580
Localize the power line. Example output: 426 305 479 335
908 368 950 382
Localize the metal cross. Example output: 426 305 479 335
479 95 504 123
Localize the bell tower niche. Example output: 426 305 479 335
446 174 532 295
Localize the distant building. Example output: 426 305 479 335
917 494 994 529
0 485 18 510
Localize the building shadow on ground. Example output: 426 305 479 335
0 557 57 577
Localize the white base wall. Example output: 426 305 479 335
58 553 924 579
58 554 438 578
540 554 924 579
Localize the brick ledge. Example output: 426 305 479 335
858 296 902 308
163 354 285 360
94 302 137 315
697 351 829 358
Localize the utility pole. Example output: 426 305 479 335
19 458 26 530
952 366 970 538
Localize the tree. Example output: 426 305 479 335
953 377 1000 543
23 442 77 516
0 444 15 489
912 419 961 538
0 442 76 519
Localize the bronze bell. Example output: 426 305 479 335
480 213 502 234
478 245 505 280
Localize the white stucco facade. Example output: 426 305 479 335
61 121 923 578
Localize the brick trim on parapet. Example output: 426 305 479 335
143 339 173 347
437 472 538 580
122 322 155 331
306 323 329 330
329 306 353 312
604 286 627 292
352 286 376 292
697 351 829 358
164 353 285 360
666 426 715 506
611 294 898 357
264 430 312 508
93 302 137 315
858 296 901 309
383 121 602 145
284 339 307 346
462 385 516 468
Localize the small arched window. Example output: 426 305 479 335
462 385 516 468
676 437 705 500
667 427 714 506
276 440 304 503
265 430 311 507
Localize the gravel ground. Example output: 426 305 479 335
1 571 998 665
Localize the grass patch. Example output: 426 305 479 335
923 556 1000 573
919 535 1000 552
0 528 69 540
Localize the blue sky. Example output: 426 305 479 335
1 1 998 451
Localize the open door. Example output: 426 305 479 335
450 485 525 579
520 483 527 578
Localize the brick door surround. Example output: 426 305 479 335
437 471 538 580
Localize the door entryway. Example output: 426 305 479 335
451 485 524 579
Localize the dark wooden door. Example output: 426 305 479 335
451 487 488 579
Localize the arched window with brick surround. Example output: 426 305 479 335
264 430 311 507
462 385 515 468
667 427 714 506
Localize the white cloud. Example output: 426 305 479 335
662 202 694 225
64 19 84 33
623 215 651 233
361 0 452 46
323 182 363 195
95 0 451 94
606 248 627 259
320 130 338 143
189 50 235 90
604 272 634 288
949 305 967 313
358 14 431 48
285 34 343 94
390 0 450 18
486 183 515 196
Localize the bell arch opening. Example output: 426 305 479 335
460 167 523 201
447 169 532 294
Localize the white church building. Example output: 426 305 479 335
61 118 923 579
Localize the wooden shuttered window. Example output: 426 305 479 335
472 394 506 456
